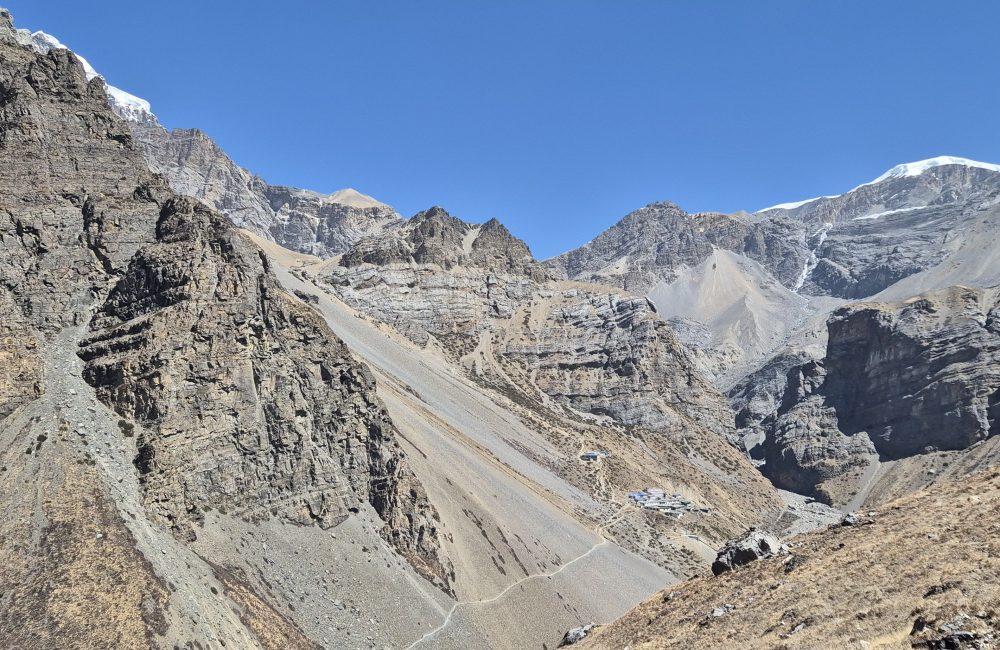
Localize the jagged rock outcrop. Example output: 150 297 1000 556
758 285 1000 504
710 528 784 575
560 623 596 646
0 23 161 331
0 14 454 647
264 184 399 256
324 206 548 343
76 197 452 593
127 122 400 256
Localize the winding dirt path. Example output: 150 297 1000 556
404 504 633 649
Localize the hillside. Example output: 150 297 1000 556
582 468 1000 650
5 5 1000 649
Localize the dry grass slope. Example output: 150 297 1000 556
583 469 1000 650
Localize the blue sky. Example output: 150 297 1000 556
8 1 1000 258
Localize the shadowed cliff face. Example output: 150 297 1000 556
0 10 453 646
757 285 1000 504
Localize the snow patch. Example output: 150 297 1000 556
758 195 838 213
792 223 832 292
856 156 1000 190
851 206 928 221
106 86 153 122
15 28 155 124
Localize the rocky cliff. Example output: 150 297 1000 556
317 205 737 441
324 206 547 343
756 285 1000 505
758 157 1000 224
0 12 451 647
127 121 400 256
496 284 732 438
76 197 450 590
547 161 1000 387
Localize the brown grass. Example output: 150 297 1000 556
583 469 1000 649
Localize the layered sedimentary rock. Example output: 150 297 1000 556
800 202 975 298
324 206 547 343
757 285 1000 504
497 285 732 438
319 204 738 441
76 198 451 591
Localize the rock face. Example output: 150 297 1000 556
324 206 548 343
320 206 735 440
548 162 1000 388
799 203 975 299
0 290 41 420
710 528 783 575
127 122 400 256
498 285 732 438
0 13 452 646
76 198 451 592
550 164 1000 302
545 202 810 294
759 159 1000 225
757 285 1000 504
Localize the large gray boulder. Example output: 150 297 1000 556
711 528 784 575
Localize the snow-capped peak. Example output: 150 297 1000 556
757 155 1000 213
16 30 100 80
14 28 156 125
856 156 1000 189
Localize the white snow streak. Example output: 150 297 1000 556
792 222 832 292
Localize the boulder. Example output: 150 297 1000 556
559 623 596 646
711 528 784 575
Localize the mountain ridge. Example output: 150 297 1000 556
3 6 1000 649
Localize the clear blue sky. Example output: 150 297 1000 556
8 1 1000 258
